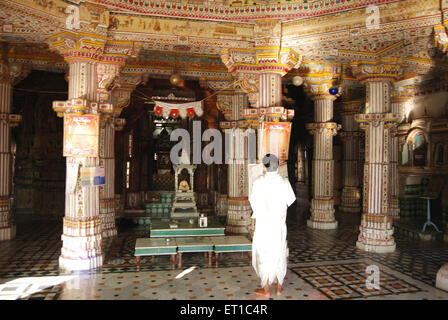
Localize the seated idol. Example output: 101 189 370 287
178 180 190 192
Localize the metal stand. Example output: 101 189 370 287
421 197 441 233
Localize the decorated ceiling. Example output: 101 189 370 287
1 0 448 86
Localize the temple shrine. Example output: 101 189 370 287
0 0 448 301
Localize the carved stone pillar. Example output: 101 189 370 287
0 59 28 241
49 31 129 271
220 21 300 235
300 62 341 229
339 100 362 213
389 90 411 219
351 58 403 253
99 116 117 238
217 86 252 234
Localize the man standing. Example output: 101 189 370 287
249 154 296 298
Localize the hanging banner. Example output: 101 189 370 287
63 114 99 157
260 122 292 161
154 101 203 119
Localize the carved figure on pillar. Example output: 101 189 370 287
351 57 403 253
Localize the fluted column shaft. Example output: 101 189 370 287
219 91 252 234
99 118 117 238
389 96 409 219
351 58 403 253
0 60 28 241
306 97 339 229
0 81 15 240
59 60 103 271
340 101 362 213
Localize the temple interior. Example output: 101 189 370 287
1 0 448 301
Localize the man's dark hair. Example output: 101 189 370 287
262 153 279 172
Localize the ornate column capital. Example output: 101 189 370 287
434 25 448 55
216 93 233 121
52 99 106 117
306 122 341 136
350 58 403 84
220 48 300 78
355 113 399 130
0 61 31 85
219 120 249 130
244 106 294 129
340 100 363 115
111 87 133 117
339 131 362 139
391 86 414 103
220 28 300 108
47 31 108 63
298 62 342 101
114 118 126 131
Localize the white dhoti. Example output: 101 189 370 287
249 171 296 287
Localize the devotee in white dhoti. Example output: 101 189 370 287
249 154 296 298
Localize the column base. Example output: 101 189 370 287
59 255 103 273
356 213 396 253
0 225 16 241
389 197 400 219
226 197 252 235
307 219 338 230
356 240 396 253
340 187 360 213
100 213 117 238
339 205 361 213
295 182 310 214
100 198 117 238
308 199 338 230
59 217 103 272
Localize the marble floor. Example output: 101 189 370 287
0 212 447 300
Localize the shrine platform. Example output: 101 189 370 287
150 217 225 237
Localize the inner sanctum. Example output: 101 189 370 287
1 0 448 301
